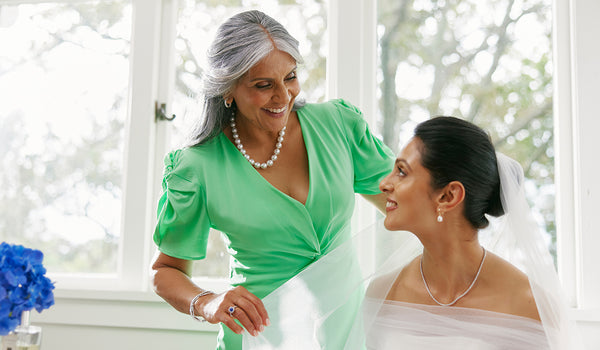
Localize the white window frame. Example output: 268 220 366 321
14 0 597 337
554 0 600 315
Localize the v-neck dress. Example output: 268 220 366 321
153 99 395 349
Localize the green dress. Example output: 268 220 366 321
153 99 394 349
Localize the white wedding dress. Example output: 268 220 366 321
364 298 548 350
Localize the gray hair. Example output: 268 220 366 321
185 10 305 147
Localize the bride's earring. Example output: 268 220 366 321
436 208 443 223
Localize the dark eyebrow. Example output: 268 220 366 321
395 158 412 171
248 66 297 83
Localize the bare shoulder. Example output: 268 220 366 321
374 257 423 303
481 252 541 321
366 269 399 298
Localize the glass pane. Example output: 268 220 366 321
0 1 131 273
376 1 555 257
171 0 328 277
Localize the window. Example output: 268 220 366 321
0 1 131 274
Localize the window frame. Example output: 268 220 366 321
554 0 600 312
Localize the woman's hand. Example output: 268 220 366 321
151 252 269 336
195 286 270 337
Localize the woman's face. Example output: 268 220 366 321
229 49 300 133
379 137 439 232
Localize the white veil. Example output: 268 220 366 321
243 153 582 349
488 153 580 349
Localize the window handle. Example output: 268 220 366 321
155 101 176 122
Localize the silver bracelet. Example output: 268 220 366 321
189 290 214 322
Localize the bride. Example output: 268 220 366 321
362 116 580 349
243 116 581 349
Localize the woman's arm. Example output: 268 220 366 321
150 252 269 336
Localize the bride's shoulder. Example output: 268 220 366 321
484 251 530 288
366 257 421 300
482 252 540 320
486 251 527 282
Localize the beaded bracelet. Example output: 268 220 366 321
189 290 214 322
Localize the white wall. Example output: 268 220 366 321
32 291 220 349
37 324 216 350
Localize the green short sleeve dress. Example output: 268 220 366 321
153 99 395 349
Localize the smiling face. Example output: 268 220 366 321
379 137 440 232
228 49 300 133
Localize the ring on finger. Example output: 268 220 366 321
228 305 237 318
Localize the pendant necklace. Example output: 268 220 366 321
420 247 486 306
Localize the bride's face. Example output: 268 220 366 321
379 137 439 232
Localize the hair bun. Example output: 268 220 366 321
486 185 505 217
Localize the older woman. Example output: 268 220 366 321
360 117 580 349
150 10 393 349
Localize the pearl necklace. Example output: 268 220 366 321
420 247 486 307
230 117 286 169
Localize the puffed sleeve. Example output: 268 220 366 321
153 149 211 260
335 99 395 194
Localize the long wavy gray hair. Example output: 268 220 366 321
185 10 305 147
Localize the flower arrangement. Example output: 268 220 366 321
0 242 55 336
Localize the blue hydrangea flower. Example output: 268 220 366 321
0 242 55 335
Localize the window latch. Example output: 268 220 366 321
155 101 176 122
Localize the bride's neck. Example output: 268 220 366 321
420 240 485 296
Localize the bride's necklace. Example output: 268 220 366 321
420 247 486 307
230 117 286 169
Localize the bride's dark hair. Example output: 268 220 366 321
414 116 504 229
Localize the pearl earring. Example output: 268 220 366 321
437 208 443 223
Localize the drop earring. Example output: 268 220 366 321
437 208 443 223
